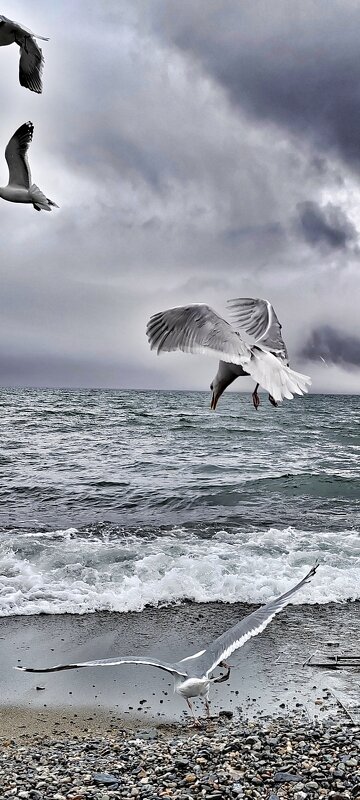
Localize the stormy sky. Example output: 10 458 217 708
1 0 360 393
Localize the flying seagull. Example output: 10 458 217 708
147 297 311 410
16 563 318 725
0 14 48 93
0 122 58 212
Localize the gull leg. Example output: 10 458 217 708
252 383 260 410
186 698 200 727
268 394 278 408
204 697 211 720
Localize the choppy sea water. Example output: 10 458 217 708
0 388 359 615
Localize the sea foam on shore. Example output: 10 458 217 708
1 524 358 616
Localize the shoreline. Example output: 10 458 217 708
1 601 359 737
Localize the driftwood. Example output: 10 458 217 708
304 651 360 669
328 690 358 724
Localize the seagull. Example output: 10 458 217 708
16 563 318 725
0 122 58 212
0 14 48 93
147 297 311 410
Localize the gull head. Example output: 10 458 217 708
210 375 233 410
210 380 222 411
210 362 239 410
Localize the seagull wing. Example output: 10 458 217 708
192 563 319 678
15 656 188 678
5 121 33 188
146 304 251 366
0 15 48 39
227 298 288 361
147 303 310 402
0 16 46 93
18 35 44 94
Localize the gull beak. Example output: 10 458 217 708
210 390 219 411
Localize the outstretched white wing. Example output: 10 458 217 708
227 298 288 361
5 121 33 187
192 563 319 678
16 656 187 678
147 304 251 366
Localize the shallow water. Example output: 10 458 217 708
0 389 359 614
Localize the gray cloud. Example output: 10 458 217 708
296 201 358 250
0 0 358 392
151 0 360 168
301 326 360 368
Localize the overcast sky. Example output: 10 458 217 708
1 0 360 392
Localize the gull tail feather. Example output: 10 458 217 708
249 348 311 403
30 184 59 212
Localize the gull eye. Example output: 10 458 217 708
210 383 213 391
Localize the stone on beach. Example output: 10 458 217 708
0 716 359 799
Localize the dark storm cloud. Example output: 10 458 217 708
296 201 358 250
152 0 360 168
0 0 358 392
301 326 360 368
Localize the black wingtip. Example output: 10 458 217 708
13 121 34 141
308 560 320 579
15 665 49 673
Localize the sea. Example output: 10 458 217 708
0 388 359 617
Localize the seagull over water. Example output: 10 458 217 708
16 564 318 725
0 15 48 93
147 297 311 410
0 122 58 212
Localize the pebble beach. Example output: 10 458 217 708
1 716 359 799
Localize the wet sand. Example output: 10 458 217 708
1 601 359 738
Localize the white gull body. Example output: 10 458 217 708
0 122 58 212
16 564 318 724
0 14 48 93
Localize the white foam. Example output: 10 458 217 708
0 526 358 615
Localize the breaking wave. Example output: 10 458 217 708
0 524 358 615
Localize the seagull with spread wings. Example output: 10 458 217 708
0 122 58 212
147 297 311 410
0 14 48 93
16 564 318 725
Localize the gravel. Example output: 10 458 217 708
0 716 359 799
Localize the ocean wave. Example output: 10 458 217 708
0 525 358 616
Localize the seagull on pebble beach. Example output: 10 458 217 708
0 122 58 212
0 14 48 93
147 297 311 410
16 563 318 725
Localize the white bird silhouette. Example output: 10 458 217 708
147 298 311 410
0 122 58 212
